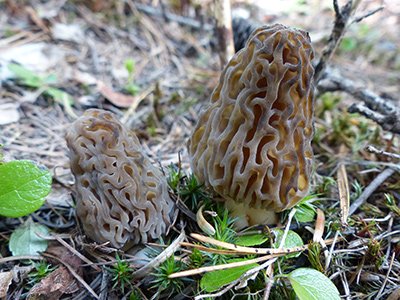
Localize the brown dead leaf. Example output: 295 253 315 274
0 271 13 298
25 6 50 33
46 245 83 275
27 266 79 300
387 287 400 300
313 208 325 243
337 163 350 226
97 80 137 108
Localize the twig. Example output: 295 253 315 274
337 163 350 226
314 0 358 82
99 271 109 300
135 3 212 31
318 67 400 134
376 252 396 299
213 0 235 67
366 145 400 160
325 230 340 270
132 229 185 278
348 103 400 134
43 253 99 299
171 253 280 279
180 242 244 255
351 6 384 24
349 168 396 216
262 264 274 300
50 233 101 271
190 232 307 255
0 255 43 264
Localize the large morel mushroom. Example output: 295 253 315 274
188 24 315 227
66 109 175 248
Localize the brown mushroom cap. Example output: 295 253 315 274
66 109 175 248
188 24 315 226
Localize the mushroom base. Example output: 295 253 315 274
225 199 278 229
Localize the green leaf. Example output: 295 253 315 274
200 259 258 292
295 204 316 223
0 160 52 218
8 63 43 88
288 268 340 300
45 88 74 105
43 74 58 85
9 220 49 256
294 195 317 223
235 233 268 246
273 229 304 258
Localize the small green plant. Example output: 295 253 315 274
385 193 400 216
179 173 209 210
177 97 198 114
167 164 181 192
351 180 364 201
8 63 74 106
210 210 237 264
314 176 336 197
316 93 341 118
307 242 324 273
124 58 140 95
151 256 189 296
167 166 210 210
189 248 205 268
105 254 134 294
213 210 236 244
28 261 56 286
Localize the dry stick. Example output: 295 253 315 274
366 145 400 160
349 103 400 134
171 253 280 279
132 230 185 278
314 0 357 83
43 253 99 299
351 6 384 23
0 255 43 264
376 252 396 299
135 3 212 31
262 264 274 300
49 233 101 272
180 242 246 255
349 168 397 216
213 0 235 67
190 233 307 255
318 67 400 134
337 163 350 226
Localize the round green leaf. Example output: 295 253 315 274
0 160 52 217
9 221 49 256
273 229 304 258
288 268 340 300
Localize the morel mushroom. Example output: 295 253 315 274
188 24 315 227
66 109 174 248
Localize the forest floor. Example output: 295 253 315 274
0 0 399 299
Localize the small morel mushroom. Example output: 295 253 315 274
188 24 315 227
66 109 175 248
